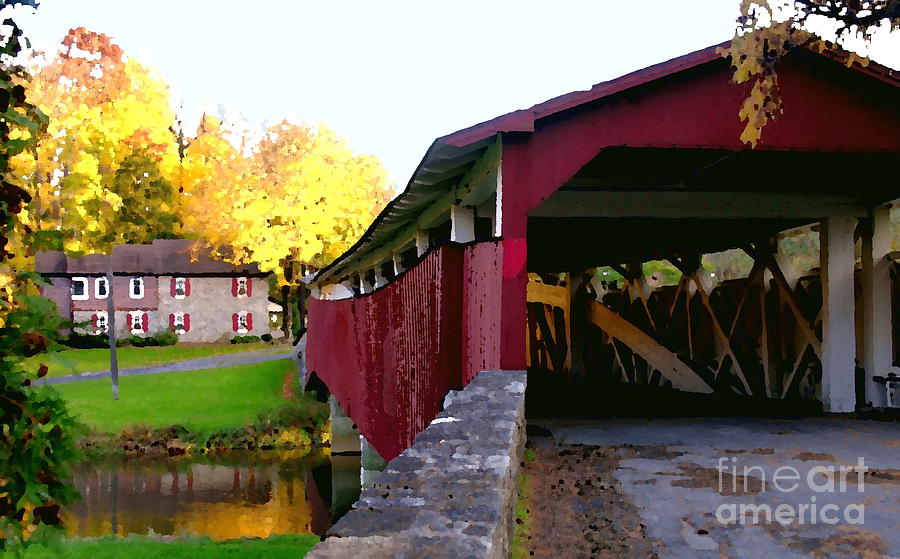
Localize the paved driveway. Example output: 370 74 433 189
526 418 899 558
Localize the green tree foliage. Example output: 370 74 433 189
0 0 80 551
109 148 181 244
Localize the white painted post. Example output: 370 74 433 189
861 205 893 407
372 266 387 289
357 274 370 295
494 165 503 238
392 252 405 276
416 230 429 257
820 217 858 413
450 205 475 243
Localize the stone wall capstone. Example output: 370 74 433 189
307 369 527 559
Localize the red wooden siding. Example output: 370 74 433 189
461 241 503 384
306 245 464 461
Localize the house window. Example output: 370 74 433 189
71 277 88 300
93 311 108 334
233 311 252 334
171 312 190 333
129 311 146 334
173 277 187 299
95 277 109 299
233 277 250 298
130 277 144 299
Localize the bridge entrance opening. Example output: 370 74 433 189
521 147 898 419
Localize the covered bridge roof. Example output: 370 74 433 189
314 41 899 285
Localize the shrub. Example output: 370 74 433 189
260 333 273 343
230 335 261 344
152 331 178 346
115 332 178 347
61 332 109 349
116 334 145 348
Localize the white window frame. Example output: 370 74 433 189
95 277 109 299
236 277 248 298
71 277 89 300
129 277 144 299
129 311 144 334
174 277 187 299
237 311 249 334
173 311 186 333
95 311 108 334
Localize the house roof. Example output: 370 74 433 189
312 41 898 285
36 239 264 276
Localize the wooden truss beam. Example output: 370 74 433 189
589 301 713 394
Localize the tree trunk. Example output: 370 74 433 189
106 260 119 401
281 284 292 337
297 284 306 334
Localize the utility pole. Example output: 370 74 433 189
106 255 119 400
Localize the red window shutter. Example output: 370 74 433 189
91 314 98 327
141 313 149 332
246 313 253 331
246 278 252 297
232 313 239 332
232 278 238 297
170 278 176 297
185 278 191 296
184 313 191 332
169 313 175 330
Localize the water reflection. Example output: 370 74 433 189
65 452 361 540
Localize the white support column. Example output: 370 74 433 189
392 252 405 276
372 266 387 289
820 217 858 413
861 205 893 407
416 230 429 257
450 205 475 243
494 164 503 238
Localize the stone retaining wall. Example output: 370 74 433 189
308 369 527 559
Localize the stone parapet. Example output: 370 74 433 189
307 369 527 559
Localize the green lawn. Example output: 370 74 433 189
12 534 320 559
22 343 285 379
54 359 298 433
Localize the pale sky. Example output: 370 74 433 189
14 1 900 188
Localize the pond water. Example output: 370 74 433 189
64 451 361 540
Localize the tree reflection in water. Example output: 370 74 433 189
65 451 361 540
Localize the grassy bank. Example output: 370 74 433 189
22 342 285 379
11 534 320 559
511 447 536 559
55 359 298 433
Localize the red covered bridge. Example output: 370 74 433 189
305 42 900 461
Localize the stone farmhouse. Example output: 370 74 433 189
36 239 271 342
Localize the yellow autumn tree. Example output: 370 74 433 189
12 28 182 254
181 119 393 333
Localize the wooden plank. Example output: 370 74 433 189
781 344 812 399
611 338 635 383
727 259 764 338
758 250 823 358
759 274 774 398
688 274 754 395
626 263 658 334
589 301 713 393
527 281 569 310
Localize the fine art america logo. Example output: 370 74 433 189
715 456 867 526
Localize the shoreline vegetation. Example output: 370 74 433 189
54 357 331 457
5 357 333 557
7 534 322 559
